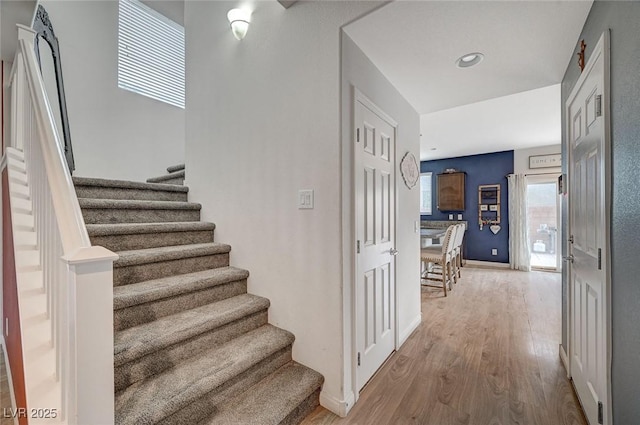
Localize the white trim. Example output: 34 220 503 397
559 343 570 378
464 260 510 269
320 390 355 418
354 89 398 127
0 336 19 425
398 314 422 346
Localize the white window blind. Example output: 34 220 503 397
118 0 185 108
420 172 432 215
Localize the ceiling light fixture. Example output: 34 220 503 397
456 52 484 68
227 8 251 40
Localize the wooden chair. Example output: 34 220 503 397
420 225 457 296
453 224 466 279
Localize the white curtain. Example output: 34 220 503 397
508 174 531 271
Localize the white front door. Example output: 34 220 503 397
566 31 610 425
354 94 396 391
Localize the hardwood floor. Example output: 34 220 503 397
301 267 587 425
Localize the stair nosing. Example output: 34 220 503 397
113 266 249 310
114 243 231 268
114 293 270 367
87 221 215 236
73 176 188 192
147 170 185 183
115 325 294 425
78 198 201 210
166 164 185 173
206 362 323 425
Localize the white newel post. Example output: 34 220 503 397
64 246 118 425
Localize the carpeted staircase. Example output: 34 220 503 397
72 164 323 425
146 163 185 185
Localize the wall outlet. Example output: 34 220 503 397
491 248 498 256
457 214 463 220
448 214 453 220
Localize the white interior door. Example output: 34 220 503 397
354 94 396 391
567 31 610 425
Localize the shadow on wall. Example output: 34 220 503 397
421 150 514 263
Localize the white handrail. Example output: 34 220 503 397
6 24 117 425
13 27 90 253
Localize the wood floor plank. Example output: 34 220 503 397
300 267 587 425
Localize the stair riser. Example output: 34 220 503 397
155 177 184 185
280 388 321 425
82 208 200 224
90 230 214 251
115 310 268 392
114 279 247 331
75 186 187 202
114 253 229 286
158 347 293 425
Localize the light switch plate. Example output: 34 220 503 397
414 221 420 233
491 249 498 256
448 214 454 220
298 189 314 209
457 214 463 220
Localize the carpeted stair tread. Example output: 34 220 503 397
73 176 188 193
114 266 249 310
115 325 294 425
87 221 215 236
167 164 185 173
114 243 230 268
79 198 200 210
202 362 324 425
147 169 185 183
114 293 269 367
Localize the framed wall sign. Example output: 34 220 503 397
529 153 561 169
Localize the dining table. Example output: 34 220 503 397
421 227 447 244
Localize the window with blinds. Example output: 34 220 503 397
420 172 433 215
118 0 185 108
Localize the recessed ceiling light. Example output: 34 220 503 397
430 147 437 151
456 52 484 68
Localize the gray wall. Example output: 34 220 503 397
341 32 421 402
40 0 185 182
561 1 640 422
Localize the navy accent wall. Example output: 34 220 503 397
421 150 514 263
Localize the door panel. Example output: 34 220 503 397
567 32 609 425
355 97 396 391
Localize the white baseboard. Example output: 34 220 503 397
559 344 570 377
398 313 422 346
465 260 510 269
320 389 355 417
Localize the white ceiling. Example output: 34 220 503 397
420 84 561 160
344 0 593 159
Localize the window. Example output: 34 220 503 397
420 172 432 215
118 0 185 108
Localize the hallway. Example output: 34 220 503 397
302 267 586 425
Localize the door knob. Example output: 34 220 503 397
563 254 574 263
389 248 399 256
